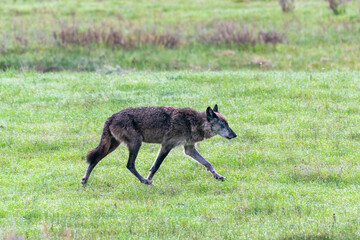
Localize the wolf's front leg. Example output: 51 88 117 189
183 145 226 181
147 144 173 182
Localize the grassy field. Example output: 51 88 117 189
1 70 360 239
1 0 360 239
0 0 359 71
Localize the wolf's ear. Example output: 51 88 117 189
213 104 219 112
206 107 217 121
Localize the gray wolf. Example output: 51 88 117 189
81 104 237 185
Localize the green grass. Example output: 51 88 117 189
1 70 360 239
0 0 359 71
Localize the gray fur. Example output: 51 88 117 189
81 105 237 185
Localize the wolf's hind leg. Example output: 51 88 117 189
126 140 152 185
183 145 226 181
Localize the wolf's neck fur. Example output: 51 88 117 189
200 112 216 139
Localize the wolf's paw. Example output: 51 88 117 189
213 174 226 181
81 177 88 184
141 178 153 185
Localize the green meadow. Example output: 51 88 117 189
1 0 360 239
1 70 360 239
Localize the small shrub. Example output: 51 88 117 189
135 28 181 48
13 26 28 46
258 31 287 44
198 21 257 45
52 23 181 48
328 0 347 15
106 27 128 47
279 0 295 13
198 21 286 46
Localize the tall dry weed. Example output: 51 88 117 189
279 0 295 12
328 0 347 15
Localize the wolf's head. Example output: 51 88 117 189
206 104 237 140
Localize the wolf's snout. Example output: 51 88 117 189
229 134 237 139
226 130 237 139
229 130 237 139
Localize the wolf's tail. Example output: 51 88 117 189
86 117 114 165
